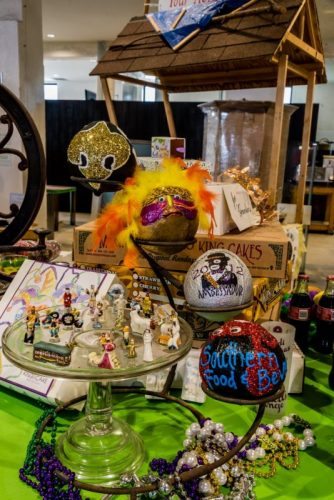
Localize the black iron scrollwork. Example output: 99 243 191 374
0 84 45 245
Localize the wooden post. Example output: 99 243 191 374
295 71 316 224
100 77 118 125
298 8 305 40
162 89 177 137
269 54 288 203
144 0 151 14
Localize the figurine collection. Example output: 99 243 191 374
20 284 183 371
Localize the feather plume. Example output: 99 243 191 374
93 160 215 267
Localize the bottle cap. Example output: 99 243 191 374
298 273 309 280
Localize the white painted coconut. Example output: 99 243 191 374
184 249 253 310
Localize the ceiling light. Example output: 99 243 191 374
47 33 55 38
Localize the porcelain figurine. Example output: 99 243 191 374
114 292 127 328
123 325 130 346
141 292 153 318
63 287 72 310
92 300 104 328
130 304 155 335
24 306 39 345
142 328 153 362
167 312 181 350
86 285 98 315
127 338 137 358
88 340 120 370
49 316 60 342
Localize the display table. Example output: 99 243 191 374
0 350 333 499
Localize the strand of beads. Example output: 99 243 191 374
19 407 82 500
140 415 315 499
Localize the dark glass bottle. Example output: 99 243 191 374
288 274 312 353
314 275 334 354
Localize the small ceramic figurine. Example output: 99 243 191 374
86 285 98 315
114 292 127 328
167 313 181 350
130 304 154 335
71 308 83 329
42 309 55 326
99 332 111 346
92 301 104 329
142 328 153 362
24 319 35 345
24 306 39 345
127 338 137 358
63 287 72 310
158 320 172 346
107 283 125 305
141 292 153 318
88 340 120 370
49 316 60 342
123 325 130 346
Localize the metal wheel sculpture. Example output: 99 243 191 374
0 84 45 244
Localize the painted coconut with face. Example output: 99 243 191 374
199 320 287 400
93 159 215 268
184 249 253 311
139 185 199 253
67 121 137 193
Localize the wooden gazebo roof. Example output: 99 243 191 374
91 0 326 92
91 0 326 222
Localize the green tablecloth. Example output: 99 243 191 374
0 350 333 499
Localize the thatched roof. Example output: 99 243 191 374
91 0 326 92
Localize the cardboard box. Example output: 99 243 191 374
151 137 186 159
74 221 289 279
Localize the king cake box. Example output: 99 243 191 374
74 221 288 279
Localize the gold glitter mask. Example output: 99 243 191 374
67 121 136 192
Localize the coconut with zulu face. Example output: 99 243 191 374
184 249 253 311
93 159 215 267
199 320 287 400
67 121 137 193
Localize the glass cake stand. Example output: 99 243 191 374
2 308 193 485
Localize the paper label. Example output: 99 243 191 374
288 306 311 321
222 183 254 232
317 306 334 321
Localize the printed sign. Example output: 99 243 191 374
158 0 216 11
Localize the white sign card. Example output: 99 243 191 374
159 0 215 11
222 183 254 231
0 260 116 397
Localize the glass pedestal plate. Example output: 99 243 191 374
2 308 193 486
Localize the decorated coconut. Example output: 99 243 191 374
184 249 253 312
67 121 137 193
93 159 215 267
199 320 287 400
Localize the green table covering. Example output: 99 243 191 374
0 350 333 499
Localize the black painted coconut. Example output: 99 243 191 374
199 320 287 400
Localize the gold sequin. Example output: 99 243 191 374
67 121 131 181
